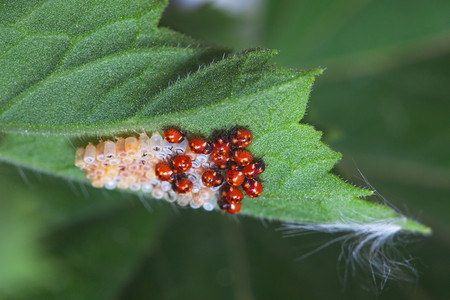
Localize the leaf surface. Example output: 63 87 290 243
0 0 428 233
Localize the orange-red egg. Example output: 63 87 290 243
172 155 192 173
227 202 242 214
232 149 253 166
202 170 224 187
226 169 245 186
155 162 174 181
218 198 230 210
222 185 244 203
211 151 229 167
231 129 253 148
189 138 208 154
243 162 265 179
217 198 242 214
173 178 193 194
164 128 184 143
212 134 230 155
242 178 263 198
202 143 213 154
229 162 243 171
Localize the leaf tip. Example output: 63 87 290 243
401 219 432 235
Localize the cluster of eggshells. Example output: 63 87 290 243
74 128 264 214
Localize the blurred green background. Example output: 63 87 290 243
1 0 449 299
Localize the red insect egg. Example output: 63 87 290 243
229 162 243 171
242 178 263 198
164 128 184 143
172 155 192 173
202 142 213 154
254 162 265 174
155 162 174 181
232 149 253 166
211 151 229 167
242 178 251 189
243 162 265 179
226 169 245 186
173 178 193 194
212 134 230 155
202 171 224 187
218 163 229 170
231 129 253 148
189 138 208 154
217 198 242 214
218 198 230 210
222 185 244 203
226 201 242 214
76 126 261 214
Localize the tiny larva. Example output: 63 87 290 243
74 128 264 214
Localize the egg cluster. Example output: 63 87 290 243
74 128 264 214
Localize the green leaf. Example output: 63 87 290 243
0 0 428 233
0 178 52 292
261 0 450 72
0 163 172 299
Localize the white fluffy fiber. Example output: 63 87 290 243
280 217 419 291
